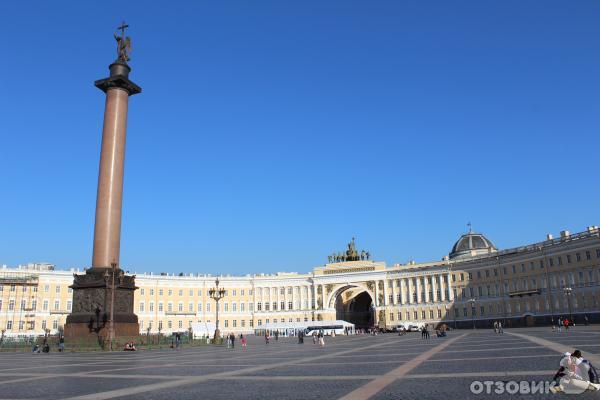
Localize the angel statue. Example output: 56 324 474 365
114 22 132 62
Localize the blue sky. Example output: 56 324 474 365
0 1 598 274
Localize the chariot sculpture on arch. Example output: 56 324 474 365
328 237 371 263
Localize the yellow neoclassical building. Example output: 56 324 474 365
1 226 600 337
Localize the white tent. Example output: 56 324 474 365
191 322 216 339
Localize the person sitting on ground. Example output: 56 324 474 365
32 344 40 353
572 350 599 385
552 350 600 393
123 341 136 351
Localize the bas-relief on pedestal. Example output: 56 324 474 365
65 269 139 338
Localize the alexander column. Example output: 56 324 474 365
65 23 141 341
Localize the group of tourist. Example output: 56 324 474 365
311 331 325 347
31 343 50 353
435 324 448 337
492 321 504 334
226 333 247 349
552 349 600 393
31 335 59 353
420 324 430 339
553 317 572 332
123 341 137 351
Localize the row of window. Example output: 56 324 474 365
464 249 600 282
385 275 449 289
138 287 312 298
385 292 600 322
256 301 310 311
5 319 59 330
454 269 600 299
390 289 452 304
139 288 256 297
0 284 72 294
139 301 256 313
0 299 71 312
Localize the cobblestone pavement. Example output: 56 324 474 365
1 327 599 399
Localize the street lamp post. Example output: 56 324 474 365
209 278 226 341
104 262 123 351
540 245 555 325
469 298 476 329
563 287 573 323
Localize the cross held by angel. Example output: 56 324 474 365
114 22 132 62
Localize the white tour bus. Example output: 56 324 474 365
396 322 426 332
304 324 346 336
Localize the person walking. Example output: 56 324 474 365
298 330 304 344
275 330 279 341
564 318 570 331
498 321 503 334
312 332 317 345
241 334 247 350
318 331 325 347
58 335 65 352
558 318 563 333
265 331 270 345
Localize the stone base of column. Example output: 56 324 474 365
64 321 140 340
64 267 139 339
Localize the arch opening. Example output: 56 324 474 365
335 288 374 329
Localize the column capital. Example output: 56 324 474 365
95 61 142 96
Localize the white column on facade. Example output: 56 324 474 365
383 279 388 306
321 284 326 309
391 279 397 305
431 275 437 303
374 280 380 306
412 278 417 304
440 275 446 302
424 276 430 303
294 286 298 310
407 278 413 304
312 283 317 310
447 273 454 301
399 278 405 304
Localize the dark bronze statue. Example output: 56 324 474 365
114 22 132 62
328 237 372 263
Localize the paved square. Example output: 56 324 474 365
1 327 600 399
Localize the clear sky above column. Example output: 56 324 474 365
0 0 598 274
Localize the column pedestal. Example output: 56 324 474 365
64 268 139 339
